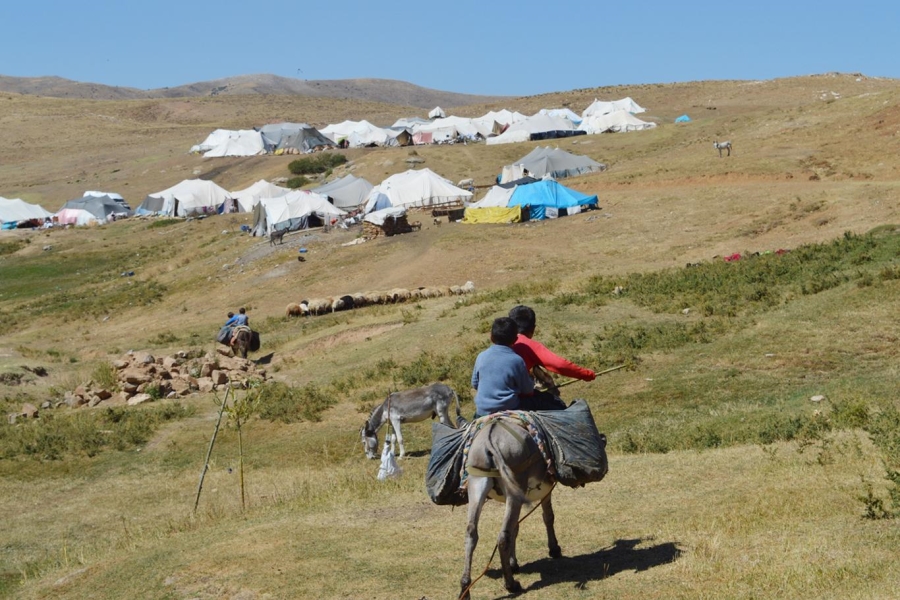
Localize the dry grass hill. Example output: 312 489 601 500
0 72 899 600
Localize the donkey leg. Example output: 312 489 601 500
390 416 405 458
541 493 562 558
460 477 490 600
498 498 524 594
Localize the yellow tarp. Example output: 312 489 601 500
462 206 522 224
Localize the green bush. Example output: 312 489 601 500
286 176 310 189
147 218 181 229
256 381 335 423
288 153 348 175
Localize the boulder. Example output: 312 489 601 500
112 359 130 370
196 378 214 393
211 370 228 385
127 393 153 406
95 389 112 401
21 403 39 418
122 370 152 385
162 356 180 370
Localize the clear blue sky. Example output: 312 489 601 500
2 0 897 96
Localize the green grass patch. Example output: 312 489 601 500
255 381 336 423
146 218 181 229
0 238 28 256
287 153 347 175
0 403 194 461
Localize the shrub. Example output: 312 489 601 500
256 381 335 423
288 153 347 175
286 176 310 189
90 362 119 391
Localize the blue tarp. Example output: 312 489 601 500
507 180 598 220
675 114 692 123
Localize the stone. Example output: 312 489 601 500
162 356 180 370
112 359 130 369
122 370 152 385
74 385 87 398
211 370 228 385
88 395 103 407
127 393 153 406
216 346 234 358
810 395 826 403
40 401 52 410
196 378 214 393
21 403 39 418
95 389 112 400
200 363 216 378
7 414 17 425
122 382 138 394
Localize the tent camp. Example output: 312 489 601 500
251 191 346 236
84 190 130 211
138 179 233 217
507 147 606 181
474 109 527 129
485 114 583 146
0 197 53 227
465 179 598 223
428 107 446 119
578 110 656 134
392 116 429 129
56 195 132 225
312 174 374 210
411 116 492 142
192 129 266 157
257 123 335 154
582 97 646 118
363 169 473 212
231 180 292 213
675 114 692 123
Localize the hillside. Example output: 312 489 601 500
0 73 507 108
1 73 899 599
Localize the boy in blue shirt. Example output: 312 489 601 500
471 317 534 418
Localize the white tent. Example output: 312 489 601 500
392 116 429 128
363 169 473 212
0 197 53 224
413 116 492 140
260 191 346 233
469 186 517 209
428 106 446 119
231 180 292 213
538 108 583 124
582 97 646 118
474 109 527 129
578 110 656 134
201 130 266 157
190 129 231 154
313 174 374 210
140 179 232 216
321 120 396 148
485 114 578 146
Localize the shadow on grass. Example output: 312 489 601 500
488 536 682 595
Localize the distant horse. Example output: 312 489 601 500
714 140 732 157
361 383 461 459
270 228 287 246
459 415 560 600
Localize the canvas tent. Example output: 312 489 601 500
485 114 583 146
578 110 656 134
428 107 446 119
84 190 130 210
582 97 646 118
138 179 233 217
412 116 492 142
192 129 266 157
321 120 398 148
363 169 473 213
538 108 583 124
251 191 346 236
464 179 597 223
507 147 606 180
0 197 53 226
257 122 335 154
474 109 527 129
312 174 374 210
231 180 291 213
56 195 131 225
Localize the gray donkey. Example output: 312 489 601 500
361 383 461 459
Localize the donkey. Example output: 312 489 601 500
361 383 461 459
460 416 559 600
269 228 287 246
713 140 732 157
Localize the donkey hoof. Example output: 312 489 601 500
506 580 523 594
511 561 520 574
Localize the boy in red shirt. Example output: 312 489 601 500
508 305 595 410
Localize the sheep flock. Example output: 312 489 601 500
286 281 476 317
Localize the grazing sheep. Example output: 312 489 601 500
437 286 452 297
449 285 462 295
306 298 332 315
286 303 303 317
351 292 370 308
461 281 476 294
332 295 355 312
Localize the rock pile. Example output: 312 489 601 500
68 349 268 409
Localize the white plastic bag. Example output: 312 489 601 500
377 434 403 480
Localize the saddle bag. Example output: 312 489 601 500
249 330 261 352
531 399 608 488
216 326 232 345
425 422 469 506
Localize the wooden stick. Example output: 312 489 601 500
193 386 231 514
